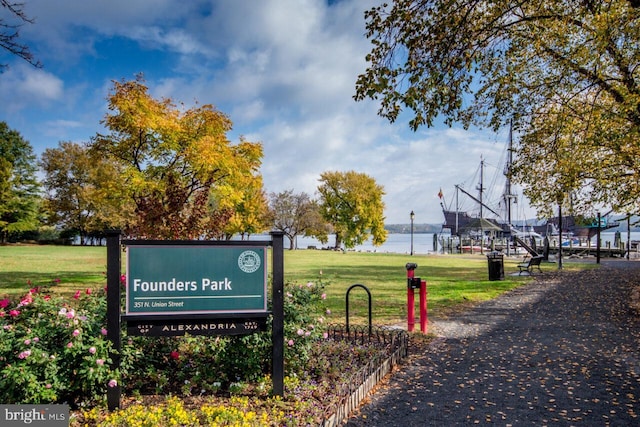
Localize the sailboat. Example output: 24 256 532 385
441 125 618 242
440 151 515 238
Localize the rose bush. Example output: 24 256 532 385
0 285 118 407
1 277 331 405
121 279 331 395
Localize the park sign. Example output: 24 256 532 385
107 233 285 410
125 244 267 315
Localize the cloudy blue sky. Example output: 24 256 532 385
0 0 534 224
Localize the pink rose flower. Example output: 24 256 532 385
108 379 117 388
89 347 96 354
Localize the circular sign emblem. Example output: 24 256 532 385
238 250 261 273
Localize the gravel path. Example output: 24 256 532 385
345 260 640 426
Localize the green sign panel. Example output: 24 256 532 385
126 245 267 315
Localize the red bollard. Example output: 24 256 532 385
406 263 418 332
419 279 428 333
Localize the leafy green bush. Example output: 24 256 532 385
0 278 330 405
0 286 118 407
121 279 330 395
281 280 330 374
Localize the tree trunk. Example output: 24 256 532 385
334 234 342 249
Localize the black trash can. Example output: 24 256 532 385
487 252 504 281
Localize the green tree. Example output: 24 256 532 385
40 141 131 244
0 122 40 242
91 77 264 239
317 171 387 249
355 1 640 215
269 190 331 250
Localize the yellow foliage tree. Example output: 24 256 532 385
317 170 387 249
91 77 264 239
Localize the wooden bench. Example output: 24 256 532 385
517 255 543 275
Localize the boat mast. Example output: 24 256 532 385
503 119 517 229
478 157 485 249
478 156 484 220
455 186 459 235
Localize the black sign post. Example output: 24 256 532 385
105 231 285 410
106 230 121 411
271 231 284 397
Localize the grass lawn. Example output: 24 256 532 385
0 245 107 296
0 244 594 325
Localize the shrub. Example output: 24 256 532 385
121 279 331 394
0 286 118 407
281 280 330 374
0 278 331 404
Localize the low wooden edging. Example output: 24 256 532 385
320 326 409 426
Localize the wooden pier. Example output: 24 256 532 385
437 236 638 258
545 238 633 258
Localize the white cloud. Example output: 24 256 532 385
41 120 84 138
0 65 64 111
125 27 209 56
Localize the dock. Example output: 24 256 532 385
544 236 636 258
438 236 638 258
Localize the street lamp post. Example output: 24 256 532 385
410 210 415 256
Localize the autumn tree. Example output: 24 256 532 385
0 0 41 70
355 1 640 216
317 171 387 249
40 141 131 244
91 77 264 239
269 190 331 250
0 121 40 242
212 172 271 240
